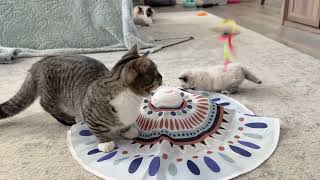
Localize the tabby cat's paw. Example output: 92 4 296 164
122 127 139 139
98 141 115 153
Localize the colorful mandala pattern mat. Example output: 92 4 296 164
67 90 280 180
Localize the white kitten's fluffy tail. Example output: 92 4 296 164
241 67 262 84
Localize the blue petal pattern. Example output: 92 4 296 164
79 130 93 136
245 122 267 128
211 98 221 102
238 141 261 149
204 156 220 173
187 160 200 175
148 156 160 176
129 157 143 174
217 102 230 106
97 151 118 162
87 148 101 155
229 145 252 157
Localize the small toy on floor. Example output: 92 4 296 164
179 63 262 94
197 11 209 16
133 5 155 26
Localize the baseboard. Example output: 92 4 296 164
284 21 320 34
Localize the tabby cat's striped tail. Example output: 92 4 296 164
0 74 38 119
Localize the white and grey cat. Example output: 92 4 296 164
133 5 155 26
179 64 262 94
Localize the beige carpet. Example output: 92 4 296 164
0 12 320 179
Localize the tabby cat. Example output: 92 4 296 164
0 45 162 152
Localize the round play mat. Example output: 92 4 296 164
68 87 280 180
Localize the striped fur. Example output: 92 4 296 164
0 74 37 119
0 45 162 150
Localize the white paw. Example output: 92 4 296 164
221 90 230 94
122 127 139 139
98 141 115 153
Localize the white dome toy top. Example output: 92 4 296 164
151 87 183 109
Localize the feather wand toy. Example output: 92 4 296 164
214 19 240 72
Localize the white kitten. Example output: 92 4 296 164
179 64 262 94
133 6 155 26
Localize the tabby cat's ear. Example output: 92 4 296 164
111 45 139 73
142 51 150 58
119 44 139 62
127 44 138 56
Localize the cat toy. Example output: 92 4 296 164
214 19 240 72
197 11 208 16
